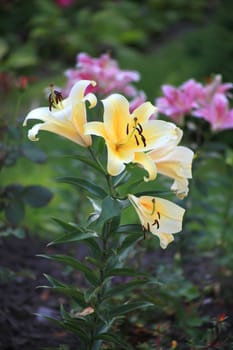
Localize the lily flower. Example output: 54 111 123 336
23 80 97 147
128 194 185 249
85 93 182 179
148 146 194 199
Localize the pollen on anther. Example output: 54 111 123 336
134 134 139 146
126 123 129 135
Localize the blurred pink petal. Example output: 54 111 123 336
63 52 140 98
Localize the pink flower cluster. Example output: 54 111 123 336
63 52 141 98
156 75 233 131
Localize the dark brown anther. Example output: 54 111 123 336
48 85 63 111
136 127 142 135
48 94 54 111
126 123 129 135
147 222 150 231
54 90 63 104
138 123 143 133
134 134 139 146
142 226 147 240
141 134 146 147
157 211 161 219
152 219 159 229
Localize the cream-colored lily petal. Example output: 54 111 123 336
84 92 97 109
143 121 183 150
28 119 89 146
171 177 189 199
155 197 185 223
157 233 174 249
134 152 157 181
23 107 51 126
71 102 92 146
84 121 106 138
28 123 44 141
107 144 126 176
69 80 96 102
102 93 130 143
151 146 194 179
133 102 157 123
128 194 185 248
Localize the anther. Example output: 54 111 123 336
138 123 143 133
147 222 150 231
134 134 139 146
126 123 129 135
157 211 160 219
141 135 146 147
48 84 63 111
152 219 160 229
151 198 156 215
142 226 147 240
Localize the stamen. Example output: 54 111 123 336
141 134 146 147
157 211 160 219
151 198 156 215
142 226 147 240
126 123 129 135
152 219 160 229
147 222 150 231
138 123 143 133
48 84 63 111
134 134 139 146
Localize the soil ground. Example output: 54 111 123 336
0 235 233 350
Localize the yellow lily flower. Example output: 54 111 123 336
148 146 194 198
23 80 97 147
128 194 185 249
84 93 182 178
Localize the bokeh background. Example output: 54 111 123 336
1 0 233 349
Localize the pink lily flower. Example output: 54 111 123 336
156 79 204 124
63 52 140 98
193 93 233 131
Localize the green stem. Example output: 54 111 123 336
88 146 107 175
88 146 117 198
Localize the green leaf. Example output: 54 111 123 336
5 199 25 225
52 218 84 233
93 196 122 228
57 177 107 199
95 332 132 349
110 301 154 317
48 231 98 246
23 185 53 208
105 279 147 298
104 268 147 279
38 254 99 286
135 190 171 197
42 274 86 305
116 224 142 234
71 154 106 174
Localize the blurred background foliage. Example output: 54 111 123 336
0 0 233 347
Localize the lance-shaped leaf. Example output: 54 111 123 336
110 301 154 318
70 154 106 174
93 196 122 228
57 176 107 199
95 332 133 350
42 274 86 306
48 231 98 246
38 254 99 286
